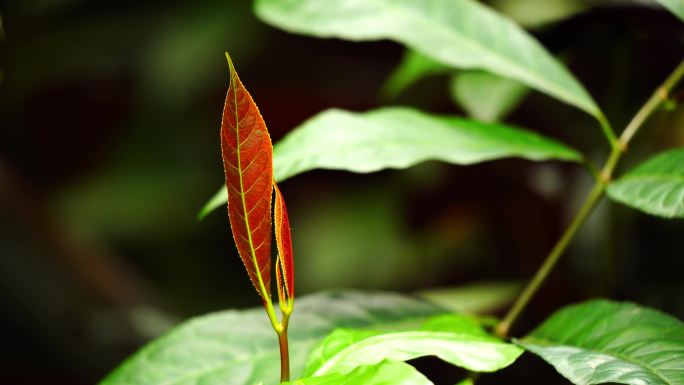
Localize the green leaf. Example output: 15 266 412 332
199 107 583 218
654 0 684 22
606 148 684 218
254 0 601 118
284 360 433 385
380 50 450 99
99 291 445 385
517 299 684 385
304 315 522 377
489 0 589 28
417 281 523 315
450 71 529 122
274 108 582 180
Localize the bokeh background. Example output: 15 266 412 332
1 1 683 384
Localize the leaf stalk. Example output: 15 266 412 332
496 58 684 338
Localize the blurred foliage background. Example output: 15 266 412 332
0 0 683 384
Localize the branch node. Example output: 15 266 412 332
656 87 669 102
600 170 612 184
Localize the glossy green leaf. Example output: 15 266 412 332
304 315 522 377
417 281 523 314
606 148 684 218
654 0 684 21
254 0 601 117
518 299 684 385
99 291 445 385
380 50 450 99
450 71 529 122
284 360 433 385
199 107 583 218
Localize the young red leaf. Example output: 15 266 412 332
274 182 294 307
220 54 274 300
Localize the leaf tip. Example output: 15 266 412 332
224 51 237 78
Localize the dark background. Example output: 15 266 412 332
0 1 683 384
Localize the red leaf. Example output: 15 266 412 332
220 54 274 300
274 182 294 305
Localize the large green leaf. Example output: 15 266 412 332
284 360 433 385
450 71 529 122
254 0 601 118
654 0 684 21
518 299 684 385
99 291 445 385
199 107 583 218
304 314 522 377
606 148 684 218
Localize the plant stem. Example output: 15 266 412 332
261 295 291 382
278 311 292 382
495 58 684 338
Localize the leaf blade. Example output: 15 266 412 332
305 316 522 377
99 291 447 385
517 299 684 385
254 0 601 117
654 0 684 22
283 360 433 385
274 182 295 305
200 107 584 218
606 148 684 218
272 107 583 181
221 53 274 299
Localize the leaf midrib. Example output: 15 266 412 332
230 69 270 301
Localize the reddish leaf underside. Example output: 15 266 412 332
220 55 274 300
274 183 294 303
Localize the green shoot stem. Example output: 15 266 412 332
262 296 292 382
278 311 292 382
496 58 684 338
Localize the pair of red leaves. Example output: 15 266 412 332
220 54 294 309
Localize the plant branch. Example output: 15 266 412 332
495 58 684 338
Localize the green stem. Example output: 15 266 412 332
278 311 292 382
495 58 684 338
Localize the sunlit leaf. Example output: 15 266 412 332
221 54 274 299
304 315 522 377
518 299 684 385
254 0 601 118
654 0 684 21
283 360 433 385
606 148 684 218
450 71 529 122
199 107 584 218
99 291 447 385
